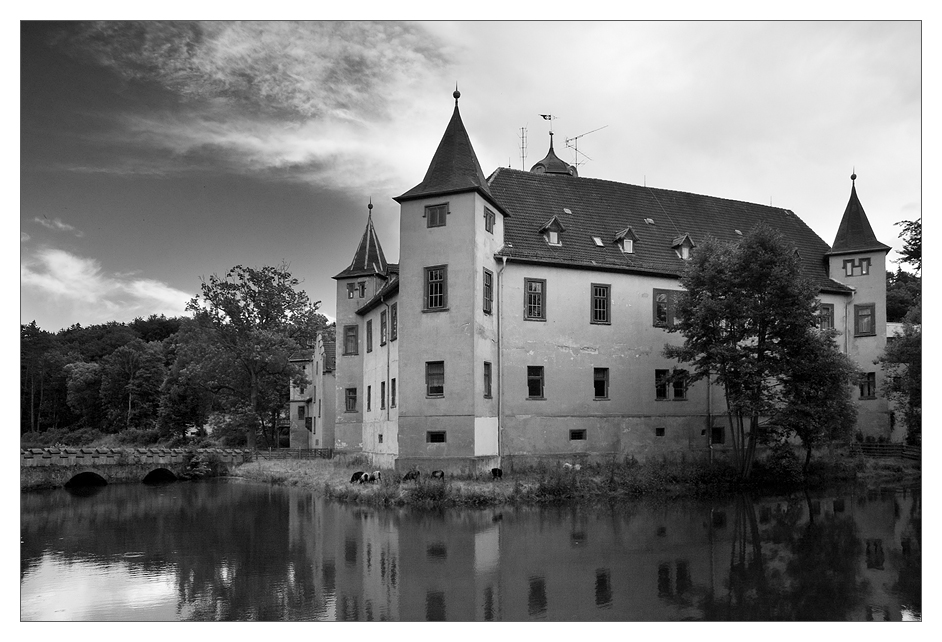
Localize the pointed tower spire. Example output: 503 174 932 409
827 171 891 255
394 88 502 209
332 200 389 279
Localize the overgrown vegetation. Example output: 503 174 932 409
21 264 334 451
230 446 914 509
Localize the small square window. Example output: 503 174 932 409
427 431 446 443
655 427 665 437
569 429 586 441
426 203 448 228
711 426 725 445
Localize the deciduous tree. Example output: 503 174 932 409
664 225 820 480
878 302 921 445
183 264 327 448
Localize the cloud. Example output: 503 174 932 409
21 232 30 242
52 21 452 191
33 216 83 236
21 247 192 327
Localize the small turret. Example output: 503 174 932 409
530 132 578 177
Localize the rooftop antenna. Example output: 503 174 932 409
519 125 528 170
565 125 608 169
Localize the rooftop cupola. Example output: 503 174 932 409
530 132 578 177
827 172 891 256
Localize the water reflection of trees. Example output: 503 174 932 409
700 492 869 620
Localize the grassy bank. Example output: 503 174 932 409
229 450 920 508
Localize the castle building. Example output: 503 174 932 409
303 90 892 473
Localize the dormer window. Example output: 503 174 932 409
592 236 604 247
644 218 655 225
539 215 566 247
672 234 696 260
614 227 640 254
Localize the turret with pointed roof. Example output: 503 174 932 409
333 202 390 280
394 89 509 217
827 173 891 256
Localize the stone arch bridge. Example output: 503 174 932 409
20 447 252 490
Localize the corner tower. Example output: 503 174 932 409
392 89 510 474
332 202 392 452
826 173 891 437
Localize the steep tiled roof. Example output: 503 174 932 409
333 213 389 279
828 177 892 256
487 168 852 294
394 96 509 217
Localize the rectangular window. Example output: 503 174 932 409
653 289 683 328
484 361 492 398
357 281 366 298
366 319 373 353
843 257 872 277
345 388 357 412
347 283 355 299
391 303 398 341
381 381 386 409
621 239 634 254
591 284 611 324
426 203 448 228
655 427 665 437
594 368 609 399
655 369 670 400
318 399 321 417
425 265 448 310
367 385 371 411
298 405 306 420
711 426 725 445
380 310 387 345
854 304 875 336
391 378 397 407
819 303 835 330
343 325 358 355
859 372 876 399
426 361 445 397
378 434 383 444
483 268 494 315
673 370 688 400
525 278 546 321
306 416 314 432
484 207 495 234
427 431 447 443
570 429 586 441
527 365 544 399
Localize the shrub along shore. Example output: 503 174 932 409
229 448 920 508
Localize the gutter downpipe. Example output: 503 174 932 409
497 255 509 464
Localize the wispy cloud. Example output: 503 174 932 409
52 21 451 191
21 247 192 327
33 216 83 236
21 232 31 242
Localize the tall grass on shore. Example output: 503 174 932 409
228 446 915 508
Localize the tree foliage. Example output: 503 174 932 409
99 339 166 433
886 268 921 323
771 329 860 471
878 302 921 445
664 224 833 480
895 217 921 274
183 264 327 448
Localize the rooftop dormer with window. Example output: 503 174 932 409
539 215 566 246
614 226 640 254
672 233 696 260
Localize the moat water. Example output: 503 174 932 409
21 479 921 621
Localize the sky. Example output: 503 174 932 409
18 20 922 332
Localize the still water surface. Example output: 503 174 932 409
21 479 920 621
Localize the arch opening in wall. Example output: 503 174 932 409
142 468 178 485
64 471 107 489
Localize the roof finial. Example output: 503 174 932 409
368 197 373 214
851 167 856 182
454 83 460 106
